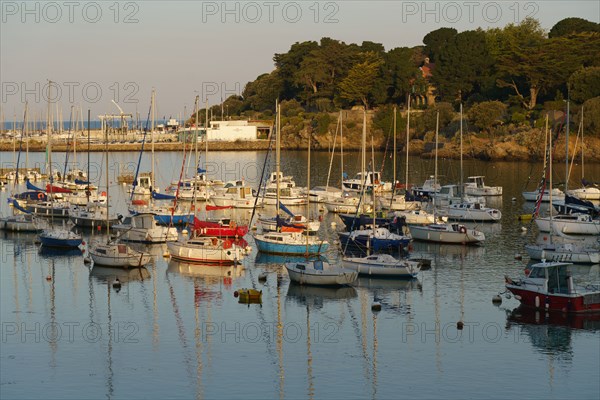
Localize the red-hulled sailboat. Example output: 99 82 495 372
192 217 248 238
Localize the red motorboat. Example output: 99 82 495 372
193 217 249 238
505 261 600 313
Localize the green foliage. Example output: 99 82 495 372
315 113 332 135
242 72 283 111
372 105 407 138
339 52 384 109
578 97 600 137
423 28 458 63
432 29 496 102
467 101 507 133
511 112 526 124
549 18 600 38
569 67 600 103
418 102 454 133
280 99 305 117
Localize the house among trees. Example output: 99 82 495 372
418 57 436 107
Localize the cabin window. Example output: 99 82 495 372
97 249 107 254
547 265 570 294
528 267 546 279
296 264 305 271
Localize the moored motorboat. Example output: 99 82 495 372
409 222 485 244
505 261 600 313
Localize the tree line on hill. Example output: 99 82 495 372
191 17 600 139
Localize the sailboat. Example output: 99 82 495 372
89 111 152 268
382 104 421 212
324 111 372 214
527 119 599 262
38 82 83 249
567 107 600 200
254 106 329 256
284 133 356 286
533 116 600 236
308 112 343 203
338 111 412 252
408 112 485 244
444 104 502 222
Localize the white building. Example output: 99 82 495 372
206 120 258 141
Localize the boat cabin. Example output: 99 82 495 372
467 176 486 188
527 262 574 294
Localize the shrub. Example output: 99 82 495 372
467 101 507 133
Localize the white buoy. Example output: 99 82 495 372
511 197 517 202
112 278 121 289
330 222 337 229
514 253 523 260
258 273 267 282
492 295 502 305
521 226 527 232
163 251 170 258
371 302 382 311
182 229 188 235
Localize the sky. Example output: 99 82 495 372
1 0 599 121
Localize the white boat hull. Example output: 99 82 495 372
567 187 600 200
286 268 357 285
342 257 420 278
167 240 242 264
525 244 600 264
409 224 485 244
522 189 565 202
535 216 600 235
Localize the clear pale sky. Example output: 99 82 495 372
1 1 599 120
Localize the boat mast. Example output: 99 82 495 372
306 132 311 256
47 81 54 225
581 106 585 180
405 95 410 191
205 99 209 177
460 103 464 201
151 89 155 193
393 106 397 193
340 111 344 192
361 110 366 192
547 115 553 241
193 96 199 215
87 109 91 201
105 112 110 241
433 111 439 219
565 99 569 192
276 102 281 216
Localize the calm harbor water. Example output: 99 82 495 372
1 150 599 399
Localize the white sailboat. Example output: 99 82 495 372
408 111 485 244
89 111 151 268
111 213 178 243
381 103 421 211
285 259 358 286
442 104 501 222
567 107 600 200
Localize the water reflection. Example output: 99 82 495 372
286 284 357 306
90 265 151 284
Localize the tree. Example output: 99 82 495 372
578 97 600 137
494 18 592 112
467 101 507 133
549 17 600 38
339 52 384 109
384 47 422 103
569 67 600 103
423 27 458 62
432 29 496 102
273 41 319 100
242 72 283 111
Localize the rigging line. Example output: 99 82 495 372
14 103 27 187
130 99 153 201
250 122 276 225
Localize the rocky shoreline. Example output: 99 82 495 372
1 134 599 162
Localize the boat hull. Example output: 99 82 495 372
39 234 82 248
409 225 484 244
342 259 419 278
167 241 241 265
535 217 600 235
286 268 357 286
506 284 600 313
525 244 600 264
254 237 329 255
